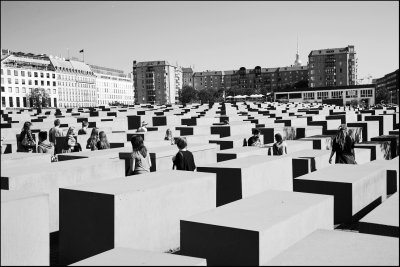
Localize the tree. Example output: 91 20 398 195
26 88 50 110
375 87 391 105
179 85 197 104
197 89 213 104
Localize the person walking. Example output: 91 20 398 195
172 137 196 171
128 135 152 175
49 119 63 146
329 124 357 164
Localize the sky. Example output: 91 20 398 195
1 1 399 79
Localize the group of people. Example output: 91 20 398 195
244 128 288 155
18 119 111 158
16 116 357 171
244 125 357 164
127 134 196 176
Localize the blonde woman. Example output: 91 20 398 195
329 124 356 164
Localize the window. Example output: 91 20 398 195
52 74 55 79
35 80 38 86
9 97 13 107
317 91 329 99
303 92 315 100
22 87 26 93
41 81 44 86
47 81 50 86
34 72 38 77
53 89 56 94
1 86 4 92
47 73 50 78
8 87 12 93
345 90 358 98
1 78 3 85
15 87 19 93
29 80 32 85
16 97 20 107
360 89 373 97
15 79 19 84
40 73 44 78
53 81 56 86
331 91 343 99
7 70 11 75
1 97 5 107
14 70 18 76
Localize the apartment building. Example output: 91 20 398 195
375 69 399 104
182 67 194 87
1 49 58 109
193 71 223 91
175 66 183 103
132 60 179 104
89 64 134 106
308 45 357 88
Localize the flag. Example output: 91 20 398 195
79 49 84 53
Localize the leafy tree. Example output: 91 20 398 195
375 87 391 105
197 89 213 104
26 88 50 111
179 85 198 104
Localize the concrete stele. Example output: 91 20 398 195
1 190 49 266
59 170 216 265
70 248 206 266
264 229 399 266
180 190 333 265
293 164 386 224
359 193 399 238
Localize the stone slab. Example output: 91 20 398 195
359 193 399 238
293 164 386 224
70 248 206 266
355 141 390 161
362 158 399 195
180 190 333 265
1 190 49 266
265 229 399 266
197 155 293 206
1 158 125 232
59 170 216 265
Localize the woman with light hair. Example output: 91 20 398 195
329 124 356 164
62 126 82 153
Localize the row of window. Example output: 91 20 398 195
1 78 57 86
1 69 55 79
1 86 56 94
1 96 57 108
302 89 373 100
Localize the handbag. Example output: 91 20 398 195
21 134 36 148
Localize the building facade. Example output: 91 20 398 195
222 65 307 94
182 67 193 87
274 84 375 106
1 49 58 109
132 60 178 104
308 45 357 88
193 71 223 91
174 67 183 103
49 57 96 108
375 69 399 104
89 64 134 106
